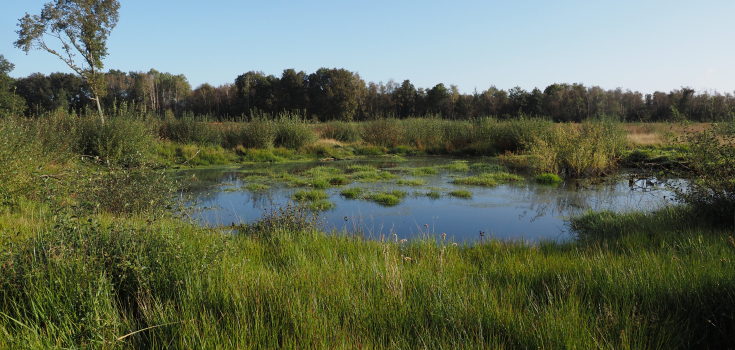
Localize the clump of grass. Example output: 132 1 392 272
396 179 424 186
340 187 365 199
438 161 470 172
425 190 441 199
347 165 377 173
309 178 330 189
452 172 523 187
328 175 350 185
411 167 438 176
292 189 329 202
452 176 498 187
365 190 407 206
350 170 398 182
448 189 473 198
535 173 563 185
245 183 270 191
306 199 335 211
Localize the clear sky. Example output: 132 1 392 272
1 0 733 94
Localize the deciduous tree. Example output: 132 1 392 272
15 0 120 123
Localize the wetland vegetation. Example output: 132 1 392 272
2 107 735 348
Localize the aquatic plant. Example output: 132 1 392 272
448 189 473 198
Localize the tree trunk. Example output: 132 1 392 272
94 94 105 124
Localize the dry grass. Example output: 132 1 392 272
623 123 712 147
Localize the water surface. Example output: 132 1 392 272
176 158 673 242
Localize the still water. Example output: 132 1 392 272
175 158 673 242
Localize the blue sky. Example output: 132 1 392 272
1 0 733 94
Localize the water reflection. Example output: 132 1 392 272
174 159 675 243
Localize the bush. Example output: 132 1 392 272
672 125 735 225
242 116 277 149
274 112 318 149
73 166 177 216
159 114 222 146
74 116 156 167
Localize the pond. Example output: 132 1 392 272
174 157 674 243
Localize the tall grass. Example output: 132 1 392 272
2 203 735 348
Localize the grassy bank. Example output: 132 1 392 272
1 202 734 348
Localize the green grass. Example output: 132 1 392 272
291 189 329 201
359 189 408 206
396 179 424 186
340 187 365 199
535 173 563 185
452 172 524 187
350 170 398 182
448 189 473 198
410 167 438 176
438 160 470 172
3 203 735 348
306 199 335 211
245 183 270 191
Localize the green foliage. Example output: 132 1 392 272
242 116 277 149
72 166 177 216
15 0 121 119
396 179 424 186
245 183 269 191
448 189 473 198
364 190 407 206
274 112 318 149
452 172 523 187
292 189 329 202
534 173 563 185
159 115 222 146
340 187 365 199
672 125 735 225
74 115 156 167
0 119 43 205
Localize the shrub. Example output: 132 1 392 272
159 114 222 146
242 116 277 149
274 112 317 149
671 125 735 225
73 166 177 216
74 116 155 167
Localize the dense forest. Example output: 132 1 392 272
1 55 734 122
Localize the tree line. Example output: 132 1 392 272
2 59 734 122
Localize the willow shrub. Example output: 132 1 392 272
361 118 402 147
159 114 222 146
74 115 156 167
274 112 318 149
672 124 735 226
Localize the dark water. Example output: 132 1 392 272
175 158 674 242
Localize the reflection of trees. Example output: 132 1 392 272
512 178 672 222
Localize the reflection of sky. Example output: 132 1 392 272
178 161 675 243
